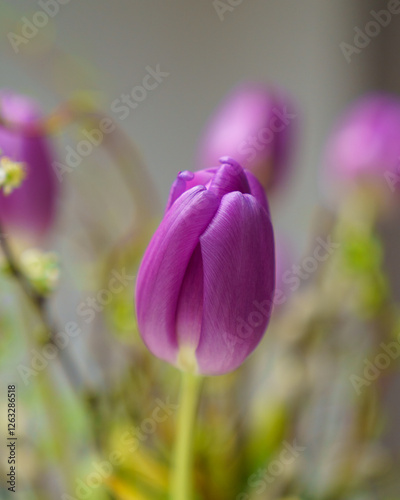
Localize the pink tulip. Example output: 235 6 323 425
197 83 296 191
0 91 59 242
323 92 400 191
135 157 275 375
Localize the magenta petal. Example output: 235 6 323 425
0 134 58 238
175 244 204 348
196 192 275 375
324 92 400 185
135 186 219 365
245 170 270 216
197 83 296 191
165 171 195 212
0 92 59 241
165 168 218 212
185 168 218 190
0 91 41 124
208 161 251 198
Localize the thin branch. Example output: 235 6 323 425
0 221 81 387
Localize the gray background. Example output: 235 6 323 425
1 0 399 253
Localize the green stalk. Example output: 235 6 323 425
170 372 202 500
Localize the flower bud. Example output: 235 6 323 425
0 156 27 195
20 249 59 295
0 91 59 242
135 157 275 375
197 83 296 191
323 92 400 192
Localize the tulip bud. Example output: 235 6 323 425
0 91 59 243
323 92 400 192
197 83 296 192
135 157 275 375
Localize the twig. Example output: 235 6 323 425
0 222 80 388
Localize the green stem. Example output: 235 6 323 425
171 371 202 500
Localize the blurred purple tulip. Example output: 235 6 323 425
197 83 296 192
323 92 400 191
135 157 275 375
0 91 59 242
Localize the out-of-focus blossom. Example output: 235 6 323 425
197 83 296 192
0 156 26 195
135 157 275 375
0 91 59 242
19 249 60 295
323 92 400 192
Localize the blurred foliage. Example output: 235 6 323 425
1 110 400 500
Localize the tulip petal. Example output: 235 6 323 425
0 91 41 124
165 171 194 212
244 170 270 216
185 168 218 190
165 168 218 212
196 192 275 375
0 92 59 241
135 186 219 365
0 131 59 239
208 161 251 198
175 244 203 348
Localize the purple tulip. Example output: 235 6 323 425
323 92 400 190
135 157 275 376
197 83 296 192
0 91 59 242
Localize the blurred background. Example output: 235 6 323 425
1 1 400 499
2 0 399 249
